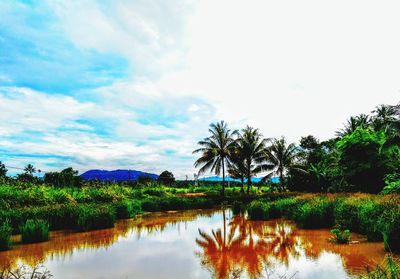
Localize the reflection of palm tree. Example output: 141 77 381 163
196 214 302 279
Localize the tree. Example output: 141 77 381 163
0 161 7 178
372 104 397 132
193 121 237 197
337 127 397 193
158 170 175 184
24 164 36 175
263 137 301 189
235 126 269 194
336 114 371 137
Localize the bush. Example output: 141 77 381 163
294 197 334 228
115 200 141 219
76 206 116 232
0 221 12 250
273 198 300 219
247 201 270 220
380 208 400 253
331 228 350 244
334 197 362 232
20 219 49 243
358 199 384 241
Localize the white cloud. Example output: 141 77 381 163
3 0 400 177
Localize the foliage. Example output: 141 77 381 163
0 220 12 251
44 167 82 188
20 219 49 243
157 170 175 184
247 200 270 220
0 161 7 178
337 128 392 193
76 205 116 232
331 228 350 244
361 256 400 279
193 121 238 196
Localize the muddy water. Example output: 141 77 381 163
0 209 389 279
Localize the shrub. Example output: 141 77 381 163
273 198 300 219
334 197 362 232
247 201 270 220
358 199 384 241
115 200 141 219
0 221 12 250
380 208 400 253
331 228 350 244
294 197 333 228
20 219 49 243
76 206 116 232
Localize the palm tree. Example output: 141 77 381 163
336 114 371 137
235 126 269 194
372 104 397 132
263 137 300 188
228 151 246 193
193 121 237 196
24 164 36 175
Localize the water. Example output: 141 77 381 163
0 209 388 279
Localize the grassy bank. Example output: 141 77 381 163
247 193 400 253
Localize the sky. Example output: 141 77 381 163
1 0 400 178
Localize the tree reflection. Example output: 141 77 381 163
196 213 300 279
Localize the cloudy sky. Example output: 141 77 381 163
1 0 399 178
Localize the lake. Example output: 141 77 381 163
0 209 388 279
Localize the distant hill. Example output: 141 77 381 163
81 169 158 181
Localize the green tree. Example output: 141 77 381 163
235 126 269 194
0 161 7 178
336 114 371 137
193 121 237 197
337 127 397 193
24 164 36 175
158 170 175 184
263 137 301 190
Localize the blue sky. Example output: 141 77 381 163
1 0 399 177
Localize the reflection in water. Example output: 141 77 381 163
0 209 391 279
196 213 389 279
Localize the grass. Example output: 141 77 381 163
245 193 400 252
20 219 49 243
0 221 12 251
360 256 400 279
76 205 116 232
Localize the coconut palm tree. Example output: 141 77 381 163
263 137 301 188
336 114 371 137
193 121 237 196
24 164 36 175
235 126 269 194
228 151 246 193
372 104 397 132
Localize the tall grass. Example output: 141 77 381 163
76 205 116 232
20 219 49 243
361 256 400 279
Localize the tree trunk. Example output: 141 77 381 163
246 175 251 195
221 157 225 197
240 177 244 194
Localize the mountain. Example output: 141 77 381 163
81 169 158 181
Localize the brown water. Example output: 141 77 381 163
0 209 389 279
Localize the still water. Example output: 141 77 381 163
0 209 388 279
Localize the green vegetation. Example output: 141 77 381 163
361 256 400 279
76 205 116 232
20 219 49 243
331 228 351 244
246 193 400 252
0 221 12 251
